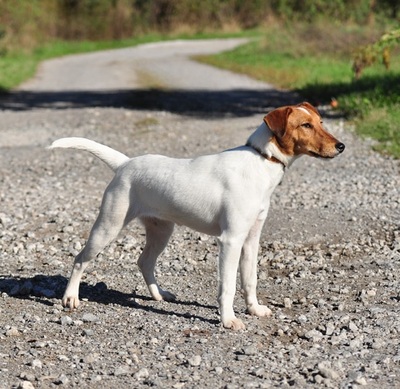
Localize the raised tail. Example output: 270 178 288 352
48 137 129 172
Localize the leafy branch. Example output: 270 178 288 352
353 28 400 79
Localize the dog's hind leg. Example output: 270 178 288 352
137 218 175 302
62 183 130 309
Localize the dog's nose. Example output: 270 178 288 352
335 143 345 153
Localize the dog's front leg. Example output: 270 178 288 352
240 219 272 318
217 235 246 330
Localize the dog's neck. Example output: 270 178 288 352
246 122 297 169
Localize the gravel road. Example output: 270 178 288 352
0 39 399 389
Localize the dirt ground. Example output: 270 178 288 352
0 39 399 388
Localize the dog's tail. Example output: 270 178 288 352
48 137 129 172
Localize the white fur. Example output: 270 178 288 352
50 128 287 330
246 122 297 168
296 106 311 115
51 109 337 330
49 137 129 171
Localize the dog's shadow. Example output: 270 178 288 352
0 274 219 325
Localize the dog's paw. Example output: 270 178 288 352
159 289 176 302
62 295 80 310
222 317 246 331
247 304 272 318
150 286 176 302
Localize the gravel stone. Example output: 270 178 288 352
0 39 399 389
5 327 20 336
81 313 100 323
17 381 35 389
318 362 340 380
187 355 202 366
135 367 150 380
113 365 131 376
60 315 73 326
54 374 69 385
242 345 258 356
29 359 42 369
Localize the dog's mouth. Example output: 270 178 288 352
308 150 339 159
308 150 336 159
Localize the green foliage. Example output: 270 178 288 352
0 0 398 51
353 29 400 78
200 24 400 158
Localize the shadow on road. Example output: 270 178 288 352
0 88 297 117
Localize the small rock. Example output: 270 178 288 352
283 297 292 308
19 372 35 382
214 367 223 374
253 367 266 378
188 355 202 366
372 338 384 349
366 289 376 297
135 368 149 380
83 353 99 364
304 329 323 342
6 326 20 336
348 371 367 385
349 337 362 349
349 321 358 332
314 374 324 384
82 313 100 323
17 381 35 389
242 345 258 355
54 374 69 385
354 376 367 385
114 365 131 376
60 316 73 326
318 362 340 380
297 315 308 323
325 322 335 336
30 359 42 369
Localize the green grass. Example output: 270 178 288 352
198 25 400 158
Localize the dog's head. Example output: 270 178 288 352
264 102 345 159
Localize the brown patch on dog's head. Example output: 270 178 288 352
264 102 345 159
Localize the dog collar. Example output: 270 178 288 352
246 143 287 170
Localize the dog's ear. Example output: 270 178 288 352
263 106 292 139
298 102 320 116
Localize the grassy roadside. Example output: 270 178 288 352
1 25 399 158
198 25 400 158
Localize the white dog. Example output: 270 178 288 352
49 102 344 330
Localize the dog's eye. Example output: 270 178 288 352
302 123 312 129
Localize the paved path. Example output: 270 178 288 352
4 38 295 113
19 39 267 91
